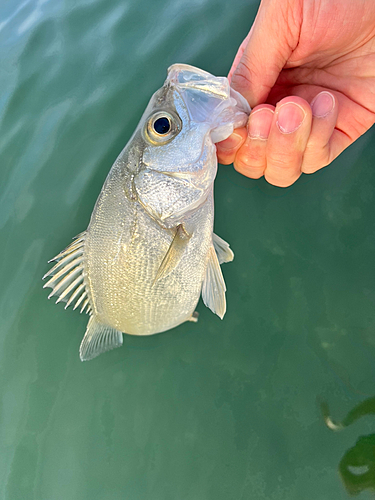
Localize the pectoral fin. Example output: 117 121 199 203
153 224 191 284
80 316 123 361
213 233 234 264
202 245 227 319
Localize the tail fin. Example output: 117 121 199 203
80 316 123 361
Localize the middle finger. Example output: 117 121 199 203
265 97 312 187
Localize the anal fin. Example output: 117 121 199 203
213 233 234 264
153 224 191 284
80 316 123 361
202 246 227 319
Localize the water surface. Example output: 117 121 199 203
1 0 375 499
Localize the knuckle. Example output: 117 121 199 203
234 157 264 179
302 144 330 173
301 164 319 174
240 144 267 169
265 148 302 186
301 153 327 174
267 149 303 171
231 69 251 97
217 151 236 165
264 170 300 187
217 156 234 166
231 55 260 94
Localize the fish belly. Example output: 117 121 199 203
84 181 214 336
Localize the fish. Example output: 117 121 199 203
43 64 250 361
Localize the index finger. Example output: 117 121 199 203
216 127 247 165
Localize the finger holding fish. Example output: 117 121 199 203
217 92 341 187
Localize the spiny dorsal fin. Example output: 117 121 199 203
43 232 92 315
213 233 234 264
80 316 123 361
153 224 191 284
201 245 227 319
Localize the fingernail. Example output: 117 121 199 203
248 108 274 139
311 91 335 118
218 132 243 150
277 102 306 134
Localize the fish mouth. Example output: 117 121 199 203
166 64 250 141
167 64 231 100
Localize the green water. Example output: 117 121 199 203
1 0 375 499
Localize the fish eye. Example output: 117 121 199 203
144 111 181 145
153 117 171 135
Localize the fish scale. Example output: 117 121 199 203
43 64 250 360
86 189 210 334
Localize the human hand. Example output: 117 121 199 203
217 0 375 187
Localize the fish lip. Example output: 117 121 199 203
166 64 230 100
167 64 214 81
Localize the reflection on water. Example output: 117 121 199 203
322 397 375 496
340 435 375 496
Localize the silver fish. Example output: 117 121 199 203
43 64 250 361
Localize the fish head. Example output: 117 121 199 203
166 63 250 142
130 64 250 227
139 64 250 168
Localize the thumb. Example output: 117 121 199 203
230 0 302 107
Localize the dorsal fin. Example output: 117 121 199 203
43 232 92 315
